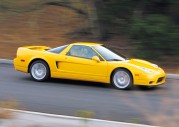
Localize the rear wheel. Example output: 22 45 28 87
111 69 133 90
30 60 50 81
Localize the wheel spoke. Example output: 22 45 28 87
113 70 131 89
31 63 47 80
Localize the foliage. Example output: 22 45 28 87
0 0 9 11
129 14 179 59
98 0 138 34
94 0 179 59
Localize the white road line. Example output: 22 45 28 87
7 109 158 127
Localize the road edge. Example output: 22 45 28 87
0 59 13 64
7 109 158 127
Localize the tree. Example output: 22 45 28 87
84 0 103 40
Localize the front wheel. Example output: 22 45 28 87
111 69 133 90
30 60 50 81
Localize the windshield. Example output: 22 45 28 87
93 45 127 61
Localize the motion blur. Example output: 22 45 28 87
0 0 179 127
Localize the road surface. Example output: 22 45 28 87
0 63 178 125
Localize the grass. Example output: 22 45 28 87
0 98 19 119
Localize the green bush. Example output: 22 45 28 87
129 14 179 59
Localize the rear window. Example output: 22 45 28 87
48 45 68 54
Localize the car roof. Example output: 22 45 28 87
72 42 103 46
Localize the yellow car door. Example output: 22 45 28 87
57 45 108 82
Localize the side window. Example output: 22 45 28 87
67 45 103 60
48 45 68 54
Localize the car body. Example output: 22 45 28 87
14 42 166 89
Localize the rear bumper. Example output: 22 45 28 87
14 58 28 73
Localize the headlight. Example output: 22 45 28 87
140 67 151 73
152 64 158 68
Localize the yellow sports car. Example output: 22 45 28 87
14 42 166 90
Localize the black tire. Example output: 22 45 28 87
111 69 133 90
29 60 50 81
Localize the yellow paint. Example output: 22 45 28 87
14 42 166 86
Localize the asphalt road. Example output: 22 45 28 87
0 63 179 125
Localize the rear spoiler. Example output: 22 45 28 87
21 46 51 51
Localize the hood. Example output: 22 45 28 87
127 59 159 70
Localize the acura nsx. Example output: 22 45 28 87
14 42 166 90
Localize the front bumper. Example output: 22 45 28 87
134 69 166 86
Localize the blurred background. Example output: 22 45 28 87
0 0 179 73
0 1 179 127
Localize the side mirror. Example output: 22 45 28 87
92 56 100 63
